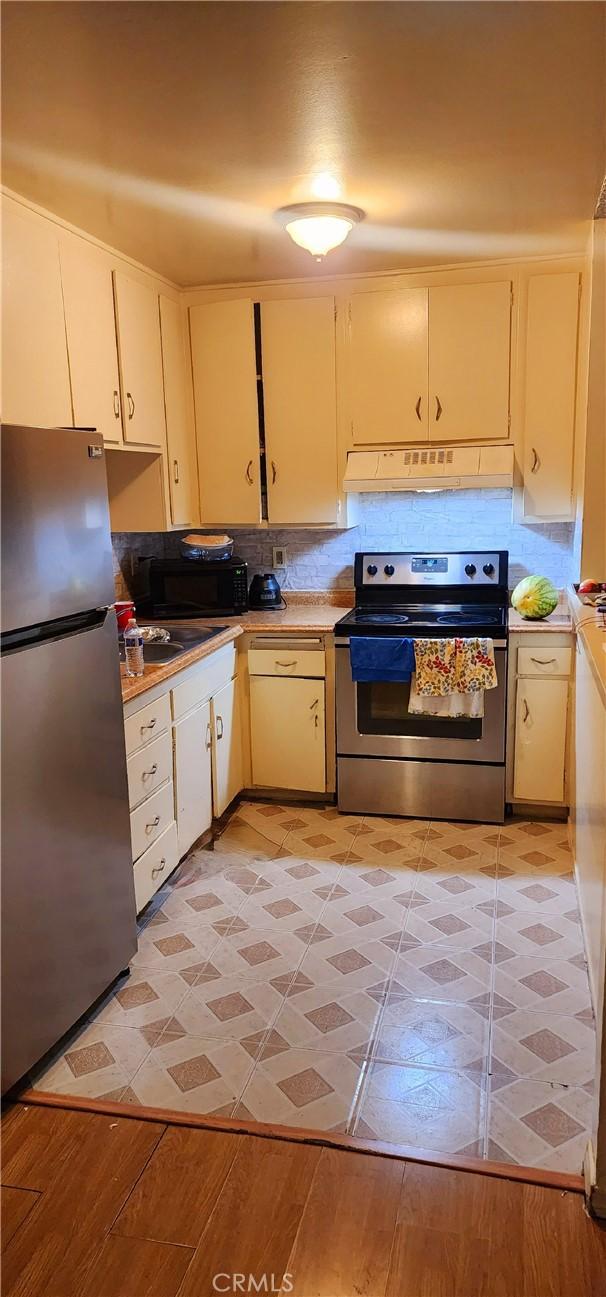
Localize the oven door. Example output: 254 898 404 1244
335 639 507 764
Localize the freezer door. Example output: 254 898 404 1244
1 609 136 1092
1 424 116 633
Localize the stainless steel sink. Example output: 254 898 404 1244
119 622 228 666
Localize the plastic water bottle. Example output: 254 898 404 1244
124 617 144 677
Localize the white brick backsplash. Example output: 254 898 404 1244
112 489 576 598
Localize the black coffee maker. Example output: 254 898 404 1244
248 572 284 610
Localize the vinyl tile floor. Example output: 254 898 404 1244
30 802 597 1172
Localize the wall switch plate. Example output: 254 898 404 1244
272 545 287 568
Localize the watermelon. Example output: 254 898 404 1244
511 575 559 620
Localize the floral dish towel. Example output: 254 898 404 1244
413 638 498 697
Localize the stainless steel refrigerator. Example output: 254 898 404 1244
1 424 137 1094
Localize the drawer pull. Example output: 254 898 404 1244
309 698 319 710
140 718 157 732
530 657 557 666
522 698 530 723
143 764 158 778
216 715 224 740
146 815 161 831
276 660 296 668
151 858 167 879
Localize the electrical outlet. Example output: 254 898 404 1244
272 545 287 568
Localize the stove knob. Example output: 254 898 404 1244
384 564 395 577
483 563 495 577
367 564 377 576
465 563 477 577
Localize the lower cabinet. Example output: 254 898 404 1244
250 675 326 793
211 678 243 816
134 822 179 914
173 699 213 858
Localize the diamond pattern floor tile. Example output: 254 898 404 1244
33 802 595 1172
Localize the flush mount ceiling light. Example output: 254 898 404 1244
275 202 365 260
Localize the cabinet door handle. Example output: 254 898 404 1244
530 657 557 666
173 459 179 484
216 715 224 740
435 395 443 421
143 764 158 778
522 698 530 723
126 392 135 419
205 721 213 751
151 858 166 879
245 459 254 485
271 460 278 484
113 390 120 419
531 447 541 474
146 815 161 831
415 397 422 422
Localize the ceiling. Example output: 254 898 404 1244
2 1 605 287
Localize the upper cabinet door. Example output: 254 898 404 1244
262 297 338 524
159 295 199 528
2 200 72 428
521 272 580 522
428 281 511 442
113 271 166 447
347 289 429 444
60 241 122 446
190 299 261 525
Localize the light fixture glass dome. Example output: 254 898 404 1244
276 202 364 259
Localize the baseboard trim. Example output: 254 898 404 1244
17 1088 585 1194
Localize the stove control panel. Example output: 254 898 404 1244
357 552 506 587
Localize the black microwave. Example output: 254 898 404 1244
145 556 248 617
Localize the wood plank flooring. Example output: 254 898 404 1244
2 1100 605 1297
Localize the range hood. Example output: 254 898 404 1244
344 444 514 493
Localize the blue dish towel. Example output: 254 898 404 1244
349 636 415 683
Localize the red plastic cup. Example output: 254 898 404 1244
115 600 135 633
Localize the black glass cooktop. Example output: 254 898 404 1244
335 604 507 637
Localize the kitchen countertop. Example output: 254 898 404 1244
567 585 606 706
120 593 578 704
120 625 243 703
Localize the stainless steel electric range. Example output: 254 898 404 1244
334 551 509 824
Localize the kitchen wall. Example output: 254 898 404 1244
112 487 576 600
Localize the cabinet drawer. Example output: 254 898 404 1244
124 693 171 755
127 731 173 810
517 646 572 678
130 780 174 862
171 644 236 720
248 648 325 678
133 821 179 914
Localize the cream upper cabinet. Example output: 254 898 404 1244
159 295 199 527
347 289 429 444
113 271 166 447
60 240 122 446
190 299 261 525
1 200 72 428
428 281 511 442
521 272 580 522
210 677 243 816
261 297 338 524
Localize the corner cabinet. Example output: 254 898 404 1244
346 280 512 446
189 295 340 527
507 635 573 807
1 198 72 428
